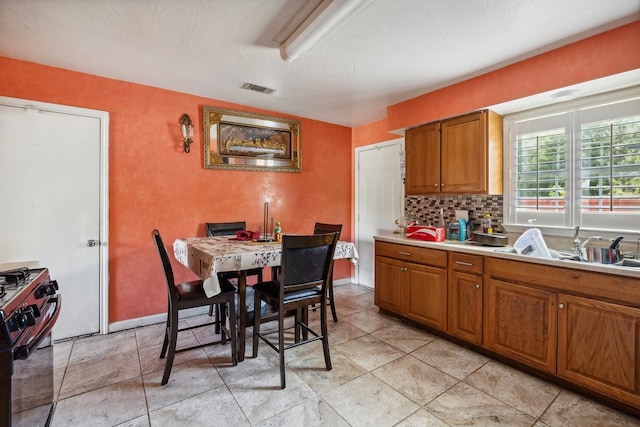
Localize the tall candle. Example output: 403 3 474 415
263 202 269 241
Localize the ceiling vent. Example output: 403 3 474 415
241 82 275 94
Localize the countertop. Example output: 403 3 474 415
374 232 640 279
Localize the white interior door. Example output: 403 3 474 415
0 98 108 340
356 140 404 288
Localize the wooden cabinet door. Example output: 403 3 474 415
558 294 640 407
405 262 447 331
486 278 557 373
374 256 404 314
405 122 441 194
448 270 482 344
441 111 487 193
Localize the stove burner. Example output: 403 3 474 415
0 267 30 287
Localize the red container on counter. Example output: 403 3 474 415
406 226 445 242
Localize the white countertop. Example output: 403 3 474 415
374 232 640 279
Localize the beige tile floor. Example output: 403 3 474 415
51 284 640 426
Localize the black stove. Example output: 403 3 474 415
0 267 42 306
0 266 61 426
0 267 58 350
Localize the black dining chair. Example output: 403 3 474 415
205 221 264 323
205 221 264 284
252 232 339 389
152 229 237 385
313 222 343 322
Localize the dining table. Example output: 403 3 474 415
173 235 359 361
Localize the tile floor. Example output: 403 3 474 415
51 284 640 426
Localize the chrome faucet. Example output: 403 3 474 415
572 226 603 252
573 226 581 252
579 235 603 249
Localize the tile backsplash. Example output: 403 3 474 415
405 195 504 232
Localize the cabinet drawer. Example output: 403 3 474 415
450 252 483 274
375 241 447 268
486 258 640 307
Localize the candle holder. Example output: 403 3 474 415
257 202 273 242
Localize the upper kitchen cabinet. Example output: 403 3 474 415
405 110 503 195
405 122 441 194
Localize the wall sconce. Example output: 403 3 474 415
179 113 194 153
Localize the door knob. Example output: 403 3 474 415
87 239 98 247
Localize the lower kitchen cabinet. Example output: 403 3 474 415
485 278 557 373
404 263 447 331
374 241 447 331
448 253 483 344
558 294 640 408
374 256 404 314
375 239 640 414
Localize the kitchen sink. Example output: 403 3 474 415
617 258 640 268
494 246 640 268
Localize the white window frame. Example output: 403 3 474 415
503 86 640 240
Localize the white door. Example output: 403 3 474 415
355 140 404 288
0 98 108 340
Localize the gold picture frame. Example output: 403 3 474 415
203 106 301 172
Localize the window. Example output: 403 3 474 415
505 87 640 232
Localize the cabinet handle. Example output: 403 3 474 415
456 261 473 266
475 284 480 289
400 267 408 271
433 183 439 187
398 251 411 256
558 304 564 309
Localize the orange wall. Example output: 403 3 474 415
385 20 640 131
352 117 398 148
0 57 352 322
2 20 638 325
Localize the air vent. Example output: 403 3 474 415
241 82 275 94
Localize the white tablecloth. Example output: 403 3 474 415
173 236 359 297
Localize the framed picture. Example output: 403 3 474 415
203 106 301 172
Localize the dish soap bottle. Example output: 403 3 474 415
481 213 493 234
274 221 282 242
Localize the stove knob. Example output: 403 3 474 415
35 281 58 299
15 309 36 329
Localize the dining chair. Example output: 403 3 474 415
205 221 264 284
152 229 237 385
313 222 343 322
252 232 339 389
205 221 264 324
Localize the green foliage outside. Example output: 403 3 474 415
516 116 640 211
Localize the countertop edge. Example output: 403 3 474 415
374 233 640 279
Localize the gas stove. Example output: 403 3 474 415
0 266 61 426
0 267 58 349
0 267 33 300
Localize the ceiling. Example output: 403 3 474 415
1 0 639 127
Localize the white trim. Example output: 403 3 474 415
108 307 209 332
333 277 353 287
502 86 640 235
504 85 640 122
0 96 110 336
355 138 404 288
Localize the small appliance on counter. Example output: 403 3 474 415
448 218 468 241
471 231 509 247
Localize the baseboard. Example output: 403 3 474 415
108 278 361 333
108 306 209 333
